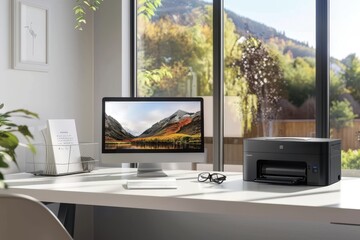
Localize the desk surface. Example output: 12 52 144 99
2 168 360 224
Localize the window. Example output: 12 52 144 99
133 0 356 173
224 0 316 166
135 0 214 166
136 0 213 98
330 0 360 172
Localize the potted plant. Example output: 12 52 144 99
0 103 38 188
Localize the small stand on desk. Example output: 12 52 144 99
137 163 167 177
26 142 99 176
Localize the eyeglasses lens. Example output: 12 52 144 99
212 173 226 184
198 172 210 182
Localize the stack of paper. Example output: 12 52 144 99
42 119 83 175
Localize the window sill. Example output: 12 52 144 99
342 169 360 177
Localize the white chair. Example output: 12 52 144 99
0 193 73 240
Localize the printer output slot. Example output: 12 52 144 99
255 175 305 185
256 160 307 185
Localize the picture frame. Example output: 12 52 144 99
12 0 49 72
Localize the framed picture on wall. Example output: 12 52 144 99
12 0 49 72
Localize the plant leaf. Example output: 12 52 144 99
18 125 34 139
27 143 36 154
0 157 9 168
0 131 19 150
4 109 39 119
0 172 7 189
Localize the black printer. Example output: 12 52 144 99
243 137 341 186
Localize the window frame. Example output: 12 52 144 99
130 0 330 170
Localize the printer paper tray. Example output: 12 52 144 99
255 175 305 185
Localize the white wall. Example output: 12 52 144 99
1 1 95 239
1 0 94 171
94 0 132 169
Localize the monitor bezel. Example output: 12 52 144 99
102 97 205 154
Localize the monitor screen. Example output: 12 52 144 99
102 97 204 154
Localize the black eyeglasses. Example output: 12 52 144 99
198 172 227 184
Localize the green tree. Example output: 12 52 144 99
138 6 259 134
237 36 284 136
283 57 315 107
138 7 213 96
343 54 360 102
224 24 258 133
221 13 259 134
137 64 173 96
341 149 360 169
330 99 357 131
330 70 347 102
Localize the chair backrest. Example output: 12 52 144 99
0 193 73 240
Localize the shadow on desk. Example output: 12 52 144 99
5 170 138 187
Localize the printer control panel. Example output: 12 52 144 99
311 165 318 174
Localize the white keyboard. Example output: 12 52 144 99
126 178 177 189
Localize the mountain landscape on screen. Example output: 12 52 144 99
105 109 202 150
105 114 135 140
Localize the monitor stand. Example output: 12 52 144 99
137 163 167 177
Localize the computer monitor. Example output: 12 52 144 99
101 97 205 177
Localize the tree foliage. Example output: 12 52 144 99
342 149 360 169
137 64 173 96
138 6 213 97
330 99 357 131
283 57 315 107
237 36 284 135
138 9 260 134
78 0 360 136
136 2 360 135
343 54 360 103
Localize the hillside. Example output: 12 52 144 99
152 0 315 58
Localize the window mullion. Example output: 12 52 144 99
213 0 224 171
316 0 330 138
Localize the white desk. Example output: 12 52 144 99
2 168 360 226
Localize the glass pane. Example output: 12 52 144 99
330 0 360 173
224 0 316 167
136 0 214 167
